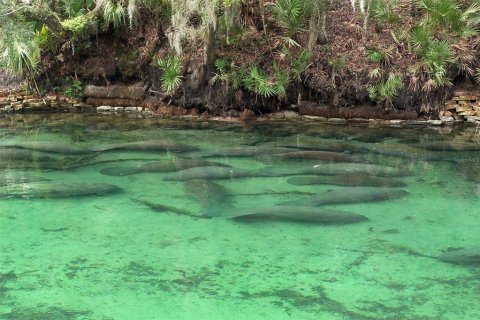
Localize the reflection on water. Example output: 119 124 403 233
0 114 479 320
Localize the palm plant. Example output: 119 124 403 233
416 0 480 37
272 0 311 37
157 55 183 95
103 0 127 28
242 65 276 97
368 73 403 107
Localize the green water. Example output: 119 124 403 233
1 114 479 320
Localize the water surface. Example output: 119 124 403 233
1 114 479 319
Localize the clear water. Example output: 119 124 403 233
1 114 479 320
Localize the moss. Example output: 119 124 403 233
61 15 94 37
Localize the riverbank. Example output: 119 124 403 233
1 88 480 127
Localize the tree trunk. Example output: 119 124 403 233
307 0 328 53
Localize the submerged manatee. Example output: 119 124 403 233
287 174 406 188
164 166 257 181
279 187 408 206
260 151 365 163
415 141 480 152
94 140 199 152
184 179 231 217
184 147 295 158
437 248 480 266
0 175 50 186
278 140 368 153
0 182 122 199
0 148 56 161
131 198 209 219
100 159 229 176
225 206 368 224
262 163 411 177
0 142 93 154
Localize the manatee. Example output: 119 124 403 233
164 166 258 181
0 175 50 186
278 187 408 206
262 163 411 177
416 141 480 152
93 140 199 152
278 140 368 153
183 146 295 158
0 142 93 154
437 248 480 266
131 198 209 219
365 144 441 161
0 148 56 161
0 182 122 199
184 179 231 217
225 206 368 224
100 159 229 176
260 151 365 162
287 174 406 188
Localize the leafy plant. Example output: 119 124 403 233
103 0 127 28
272 0 311 36
367 49 385 63
157 55 183 95
242 65 276 97
273 64 291 98
371 0 401 24
291 50 312 80
210 58 241 89
64 79 83 98
368 73 403 106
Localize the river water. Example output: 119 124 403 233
0 114 479 320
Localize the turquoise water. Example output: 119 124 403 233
1 114 479 319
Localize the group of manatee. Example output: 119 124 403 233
0 135 479 266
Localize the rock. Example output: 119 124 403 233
328 118 348 124
125 106 139 113
303 115 327 121
114 107 124 113
427 120 443 126
440 116 454 123
97 106 112 112
239 109 255 121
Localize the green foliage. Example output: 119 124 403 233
273 64 291 98
367 49 385 63
64 78 83 98
157 55 183 95
210 58 241 89
103 0 127 28
62 0 95 17
291 50 312 80
272 0 311 36
242 65 276 97
416 0 480 37
371 0 401 24
328 55 347 72
61 15 93 36
476 68 480 84
368 73 403 106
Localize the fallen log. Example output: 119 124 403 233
83 84 146 100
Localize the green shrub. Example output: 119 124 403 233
157 55 183 95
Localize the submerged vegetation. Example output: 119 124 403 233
0 0 479 113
